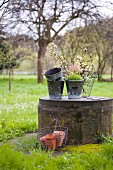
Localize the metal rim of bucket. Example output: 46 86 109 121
45 68 61 76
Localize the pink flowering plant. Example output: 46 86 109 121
67 64 83 80
68 64 82 74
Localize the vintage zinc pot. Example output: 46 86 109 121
66 80 84 99
44 67 63 81
47 80 64 99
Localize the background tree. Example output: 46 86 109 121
56 30 81 65
0 0 103 83
0 31 34 90
55 26 92 66
58 17 113 81
87 19 113 81
0 42 14 91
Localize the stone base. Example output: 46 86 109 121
38 96 113 145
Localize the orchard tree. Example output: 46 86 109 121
86 19 113 81
0 42 14 91
57 30 81 65
62 18 113 81
0 0 107 83
56 26 90 66
0 31 28 91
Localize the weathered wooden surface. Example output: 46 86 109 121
38 96 113 145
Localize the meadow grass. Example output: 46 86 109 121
0 75 113 142
0 143 113 170
0 75 48 141
91 81 113 98
0 75 113 169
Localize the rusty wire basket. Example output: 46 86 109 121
37 119 68 150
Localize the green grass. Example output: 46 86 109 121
10 134 39 152
91 81 113 98
0 75 113 142
0 74 113 169
0 143 113 170
0 75 48 142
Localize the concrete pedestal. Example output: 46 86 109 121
38 96 113 145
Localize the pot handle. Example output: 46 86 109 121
46 118 61 131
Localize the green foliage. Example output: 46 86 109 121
11 135 39 152
0 43 15 69
0 143 113 170
0 75 113 169
0 75 48 142
0 75 113 142
67 73 83 80
97 133 113 144
0 144 53 170
101 143 113 159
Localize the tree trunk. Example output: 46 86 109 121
8 68 13 91
100 59 107 80
97 68 103 82
97 65 102 81
97 55 102 82
111 66 113 82
37 42 48 83
111 56 113 82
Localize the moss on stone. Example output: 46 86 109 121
62 144 101 153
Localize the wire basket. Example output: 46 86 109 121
37 119 68 150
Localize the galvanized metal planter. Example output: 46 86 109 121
47 80 64 99
44 67 64 99
66 80 84 99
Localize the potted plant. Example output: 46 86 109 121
65 64 84 99
46 43 96 98
44 67 64 99
58 49 95 98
